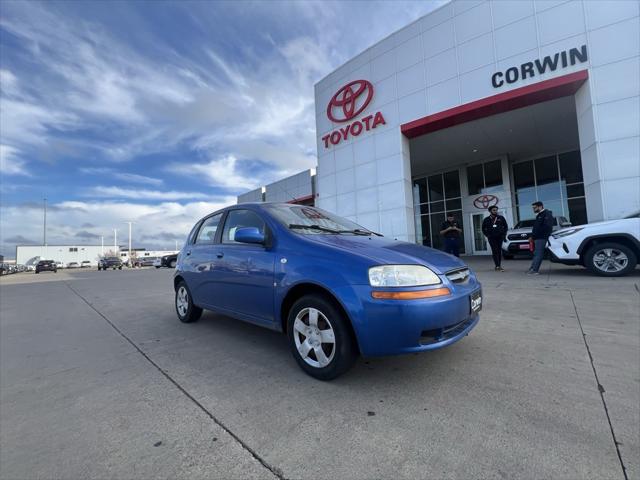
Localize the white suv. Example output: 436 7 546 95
547 211 640 276
502 216 571 259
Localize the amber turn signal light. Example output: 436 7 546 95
371 287 451 300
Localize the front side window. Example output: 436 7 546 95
195 213 223 244
222 210 266 244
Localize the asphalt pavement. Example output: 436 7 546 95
1 258 638 479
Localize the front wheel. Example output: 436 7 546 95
169 260 177 268
287 294 357 381
175 281 202 323
585 242 637 277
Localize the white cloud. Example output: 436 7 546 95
85 186 212 201
79 167 163 186
0 198 235 257
166 155 258 190
0 144 29 176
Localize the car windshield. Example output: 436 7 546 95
514 220 535 228
106 257 119 261
266 204 379 236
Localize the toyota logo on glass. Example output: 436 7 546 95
322 80 386 148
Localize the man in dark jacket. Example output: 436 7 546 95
528 201 554 274
440 213 462 257
482 206 509 271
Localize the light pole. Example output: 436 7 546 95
113 228 118 254
101 236 104 256
43 197 47 259
125 222 133 267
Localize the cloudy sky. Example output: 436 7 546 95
0 0 443 258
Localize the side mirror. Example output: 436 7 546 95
234 227 265 245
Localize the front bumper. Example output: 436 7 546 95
335 280 481 357
547 237 581 265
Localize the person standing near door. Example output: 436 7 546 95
440 213 462 257
482 206 509 271
528 201 554 275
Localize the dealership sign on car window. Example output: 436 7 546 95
322 79 386 148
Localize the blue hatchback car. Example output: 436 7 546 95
174 203 481 380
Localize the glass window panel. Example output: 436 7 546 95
483 160 503 191
445 199 461 211
428 175 444 202
535 155 559 186
415 214 431 246
196 213 223 244
430 213 445 251
467 164 484 195
513 161 535 189
418 203 429 214
542 200 563 219
449 210 465 254
472 214 487 252
443 170 461 198
537 182 562 204
568 197 588 226
559 150 583 184
429 201 445 213
412 178 428 204
517 205 536 223
222 210 265 244
515 186 537 207
566 184 585 198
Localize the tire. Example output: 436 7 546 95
155 266 160 269
175 281 202 323
119 266 122 270
585 242 637 277
35 271 39 274
287 294 357 381
169 260 177 268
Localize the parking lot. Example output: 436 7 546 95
1 258 638 480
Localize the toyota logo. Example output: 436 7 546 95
473 194 499 209
326 80 374 123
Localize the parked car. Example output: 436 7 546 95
67 262 80 269
0 264 9 275
174 203 481 380
135 257 157 267
548 210 640 277
55 261 65 269
155 253 178 269
98 257 123 270
502 216 571 259
35 260 57 274
80 260 92 268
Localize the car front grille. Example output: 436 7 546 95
420 316 475 345
445 267 470 284
508 233 530 241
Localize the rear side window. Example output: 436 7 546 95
222 210 265 244
195 213 223 244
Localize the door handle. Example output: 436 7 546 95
216 252 224 258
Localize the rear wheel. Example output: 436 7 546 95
585 242 637 277
169 260 177 268
287 294 357 381
175 281 202 323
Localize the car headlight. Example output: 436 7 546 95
368 265 441 287
552 227 583 239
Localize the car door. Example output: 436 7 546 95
182 212 223 307
216 209 276 325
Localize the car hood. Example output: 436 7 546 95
302 235 466 274
507 227 533 235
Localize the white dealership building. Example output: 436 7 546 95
243 0 639 255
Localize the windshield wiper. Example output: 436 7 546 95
345 228 383 237
289 224 341 234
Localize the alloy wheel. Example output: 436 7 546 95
293 307 336 368
593 248 628 273
176 286 189 317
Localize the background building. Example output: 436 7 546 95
238 169 316 206
239 0 639 255
16 245 118 266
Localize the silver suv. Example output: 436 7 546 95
502 216 571 259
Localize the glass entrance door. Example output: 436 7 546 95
470 213 489 255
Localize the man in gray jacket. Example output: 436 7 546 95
528 201 554 275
